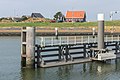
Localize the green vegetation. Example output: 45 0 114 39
53 11 65 22
0 20 120 27
105 20 120 26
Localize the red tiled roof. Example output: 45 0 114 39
65 11 85 19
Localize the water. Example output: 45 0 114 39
0 36 120 80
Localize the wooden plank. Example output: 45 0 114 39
40 58 91 68
73 56 84 59
42 54 59 57
70 52 84 55
41 48 59 52
44 59 59 62
69 46 84 49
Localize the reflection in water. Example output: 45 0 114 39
21 68 46 80
21 60 120 80
57 65 73 80
21 68 35 80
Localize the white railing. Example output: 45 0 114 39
104 35 120 42
40 35 120 47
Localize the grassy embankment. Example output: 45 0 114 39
0 20 120 31
0 21 98 27
0 20 119 27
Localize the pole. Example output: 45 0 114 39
92 27 95 38
55 28 58 39
98 14 104 49
110 12 113 21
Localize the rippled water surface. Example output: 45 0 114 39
0 36 120 80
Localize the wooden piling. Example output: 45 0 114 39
58 46 62 60
36 45 40 68
90 43 93 57
65 45 69 62
115 42 118 54
83 44 86 58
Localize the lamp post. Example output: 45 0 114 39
110 11 120 21
110 11 120 33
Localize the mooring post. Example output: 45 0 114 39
83 44 86 58
58 46 62 60
37 45 40 68
65 45 69 62
115 42 118 54
98 14 104 49
90 43 93 57
21 27 35 68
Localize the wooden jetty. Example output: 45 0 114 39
21 14 120 68
34 40 120 68
21 27 120 68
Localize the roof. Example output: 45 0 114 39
65 11 85 19
31 13 44 18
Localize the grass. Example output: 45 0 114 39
0 20 120 28
105 20 120 26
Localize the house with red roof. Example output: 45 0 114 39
65 11 86 22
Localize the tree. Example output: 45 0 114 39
54 12 63 21
22 16 28 21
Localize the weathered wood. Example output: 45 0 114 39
115 42 118 54
40 58 91 68
69 46 84 49
65 45 69 62
34 41 120 68
70 51 84 55
21 26 120 68
89 43 93 57
41 54 59 57
83 44 86 58
36 45 40 67
58 46 62 60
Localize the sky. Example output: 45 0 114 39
0 0 120 21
